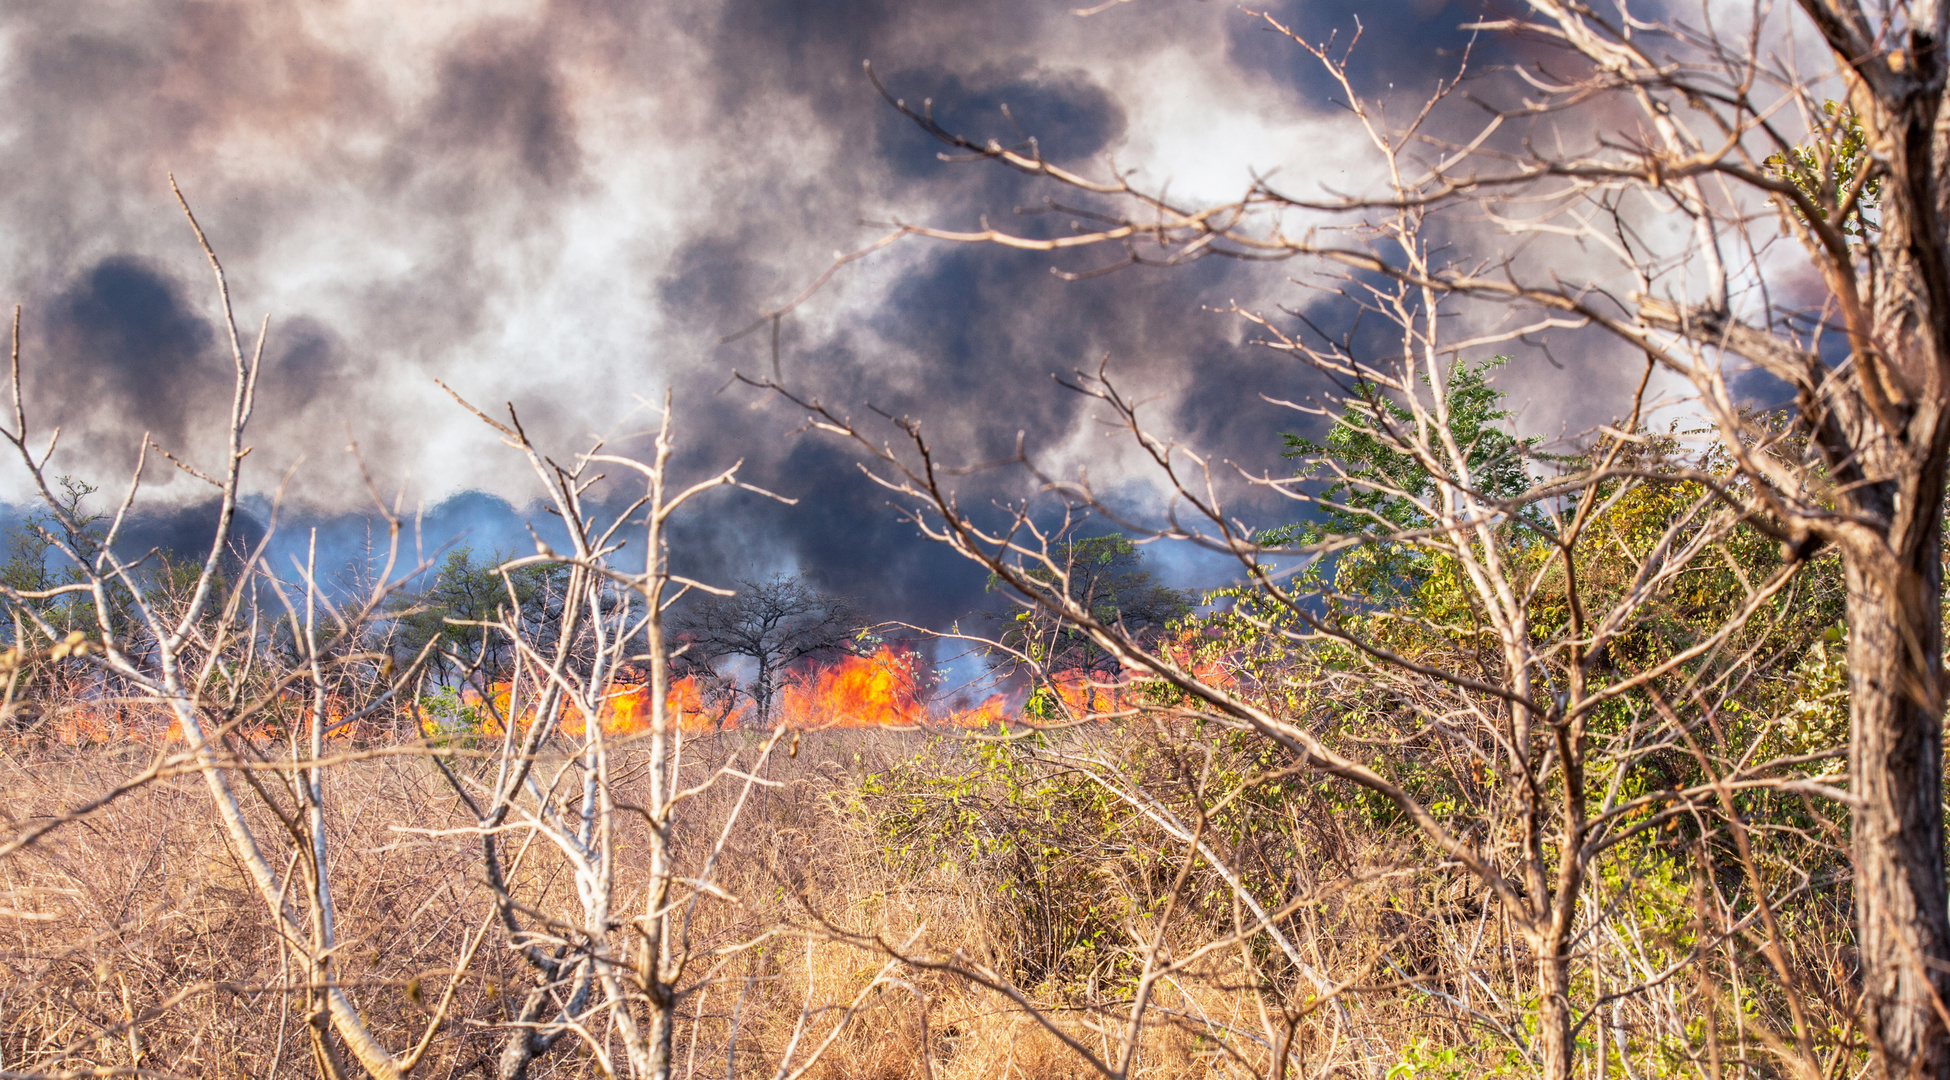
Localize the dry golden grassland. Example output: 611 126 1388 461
0 724 1490 1080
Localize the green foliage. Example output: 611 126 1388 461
1267 356 1536 600
1765 100 1882 237
993 533 1192 677
391 547 568 685
1282 356 1534 532
1176 367 1853 1068
858 732 1151 991
1388 1036 1492 1080
855 723 1379 997
0 477 153 708
0 476 107 638
1778 626 1849 754
414 684 488 748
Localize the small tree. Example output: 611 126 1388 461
425 391 810 1080
1271 356 1539 598
0 476 107 717
390 546 567 689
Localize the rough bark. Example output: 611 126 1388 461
493 985 553 1080
1535 950 1573 1080
647 997 676 1080
1848 550 1950 1080
1804 14 1950 1068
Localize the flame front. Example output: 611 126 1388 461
469 672 743 738
28 636 1231 745
777 646 924 728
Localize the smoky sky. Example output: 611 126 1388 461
0 0 1682 631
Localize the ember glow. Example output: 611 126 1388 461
467 678 730 739
51 702 145 745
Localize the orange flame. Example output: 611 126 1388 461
466 672 745 739
775 646 926 728
771 646 1027 730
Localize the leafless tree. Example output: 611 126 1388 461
0 181 451 1079
668 574 861 725
411 388 769 1079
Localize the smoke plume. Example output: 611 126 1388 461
2 0 1647 627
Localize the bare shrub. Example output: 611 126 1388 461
0 190 881 1080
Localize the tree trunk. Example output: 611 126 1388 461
1535 947 1573 1080
647 987 676 1080
1847 553 1950 1080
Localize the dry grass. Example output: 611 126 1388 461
0 730 1350 1078
0 723 1851 1079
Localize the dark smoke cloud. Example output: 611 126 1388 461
0 0 1645 631
41 257 221 455
419 29 582 190
872 65 1127 179
116 498 267 569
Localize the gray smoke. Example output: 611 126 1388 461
2 0 1644 627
